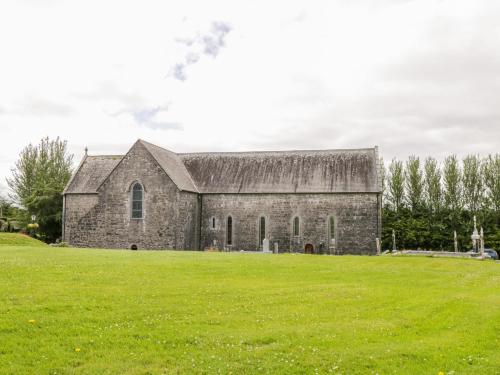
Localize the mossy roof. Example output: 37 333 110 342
64 141 381 194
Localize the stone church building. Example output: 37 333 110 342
62 140 382 254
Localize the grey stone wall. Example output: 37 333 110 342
65 142 199 250
64 142 380 253
200 193 380 254
63 194 98 243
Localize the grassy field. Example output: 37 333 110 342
0 240 499 374
0 233 47 246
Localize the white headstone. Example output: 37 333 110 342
263 238 270 253
274 242 279 253
329 238 336 255
376 238 381 255
480 227 485 256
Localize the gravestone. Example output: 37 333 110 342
480 227 485 256
329 238 336 255
471 216 480 253
263 238 270 253
392 230 397 252
274 242 279 253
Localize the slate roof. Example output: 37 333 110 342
139 140 198 193
180 148 380 194
64 140 381 195
63 155 122 194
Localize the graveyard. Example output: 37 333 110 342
0 237 498 374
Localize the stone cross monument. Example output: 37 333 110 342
471 216 480 253
480 227 485 256
392 229 396 252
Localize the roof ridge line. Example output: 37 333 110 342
179 147 376 155
86 154 124 158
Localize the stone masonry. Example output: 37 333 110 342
63 140 382 254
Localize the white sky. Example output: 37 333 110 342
1 0 499 195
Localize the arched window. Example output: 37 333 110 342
226 216 233 245
259 216 266 245
329 216 335 241
131 183 143 219
293 216 300 236
210 217 216 230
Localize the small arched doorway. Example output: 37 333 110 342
304 243 314 254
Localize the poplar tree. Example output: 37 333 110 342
405 156 423 212
387 159 405 211
482 154 500 213
462 155 483 213
424 157 442 212
443 155 462 213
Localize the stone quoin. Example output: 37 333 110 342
62 140 382 254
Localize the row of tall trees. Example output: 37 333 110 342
382 154 500 251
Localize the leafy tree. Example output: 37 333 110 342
462 155 483 213
405 156 423 212
482 154 500 213
424 157 442 212
0 195 7 218
0 196 9 231
443 155 462 213
6 137 73 242
387 158 405 211
0 195 29 232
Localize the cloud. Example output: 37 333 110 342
0 96 74 117
132 105 182 130
111 104 183 131
132 106 167 124
138 121 183 131
1 0 499 188
174 37 196 47
185 52 200 64
72 81 145 108
0 181 8 198
202 21 232 57
292 10 307 23
169 21 232 81
172 63 188 81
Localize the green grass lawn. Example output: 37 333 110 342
0 233 47 247
0 243 498 374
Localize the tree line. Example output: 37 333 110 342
381 154 500 251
